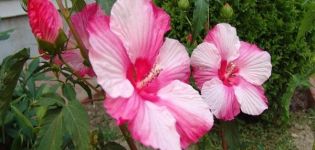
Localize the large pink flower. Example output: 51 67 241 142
87 0 213 149
28 0 62 43
191 23 272 121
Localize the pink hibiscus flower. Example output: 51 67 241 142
28 0 62 43
87 0 213 149
191 23 272 121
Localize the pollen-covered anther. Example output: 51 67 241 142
224 62 236 79
137 64 163 89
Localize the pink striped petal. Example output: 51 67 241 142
201 77 240 120
204 23 240 62
191 42 221 89
150 38 190 89
235 41 272 85
110 0 170 63
128 101 181 150
71 3 105 51
234 79 268 115
104 92 142 125
88 16 133 98
58 50 94 77
158 80 213 148
28 0 62 43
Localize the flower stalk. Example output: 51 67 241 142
119 125 138 150
56 0 89 62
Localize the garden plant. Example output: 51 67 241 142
0 0 314 149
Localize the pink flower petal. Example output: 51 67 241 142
234 79 268 115
110 0 170 63
28 0 62 43
204 23 240 62
88 16 133 98
104 92 142 125
128 101 181 150
158 80 213 148
201 77 240 120
153 38 190 87
235 41 272 85
191 42 221 89
71 3 105 51
58 50 94 77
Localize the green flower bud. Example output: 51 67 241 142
220 3 234 19
178 0 189 10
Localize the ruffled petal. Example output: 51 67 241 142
235 41 272 85
128 101 181 150
71 3 105 50
204 23 240 62
88 16 133 98
110 0 170 63
28 0 62 43
104 92 142 125
234 79 268 115
147 38 190 90
191 42 221 89
201 77 240 120
158 80 213 148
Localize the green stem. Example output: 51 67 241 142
119 125 138 150
56 0 89 62
57 54 102 96
220 125 228 150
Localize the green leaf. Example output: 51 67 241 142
0 48 30 124
71 0 86 12
37 109 64 150
26 58 40 79
191 0 209 41
97 0 116 14
104 142 126 150
0 29 14 41
10 105 33 130
297 2 315 41
220 120 240 150
62 83 76 101
38 93 65 107
63 100 89 150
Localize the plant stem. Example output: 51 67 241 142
57 54 103 96
56 0 89 62
119 125 138 150
220 127 228 150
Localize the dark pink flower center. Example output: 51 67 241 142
127 58 162 101
218 60 240 86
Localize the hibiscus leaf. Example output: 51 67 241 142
97 0 116 14
192 0 209 41
0 48 30 125
0 29 14 41
71 0 86 12
10 104 34 131
62 83 76 101
37 109 64 150
62 99 89 150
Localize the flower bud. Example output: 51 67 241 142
220 3 234 19
178 0 189 10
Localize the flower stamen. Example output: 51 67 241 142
137 64 162 89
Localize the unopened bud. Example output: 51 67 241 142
178 0 189 10
220 3 234 19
